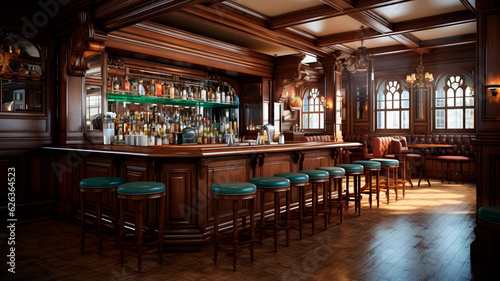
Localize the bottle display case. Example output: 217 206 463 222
104 64 240 145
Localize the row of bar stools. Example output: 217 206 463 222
336 164 364 216
274 172 309 240
352 160 381 209
298 170 330 234
249 176 291 252
371 158 399 204
211 182 257 271
79 176 124 255
118 182 166 271
316 167 345 224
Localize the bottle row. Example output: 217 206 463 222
104 102 239 146
106 74 237 104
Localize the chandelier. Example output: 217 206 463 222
406 50 434 89
345 26 370 74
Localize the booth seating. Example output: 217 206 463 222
211 182 257 271
298 170 330 233
352 160 381 208
315 167 346 224
79 176 124 255
335 164 364 215
250 176 291 252
301 135 335 142
117 182 166 271
274 172 309 240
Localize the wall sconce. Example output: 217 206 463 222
486 84 499 96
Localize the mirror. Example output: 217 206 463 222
85 85 102 130
1 79 43 112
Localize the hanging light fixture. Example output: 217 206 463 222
345 26 370 74
406 49 434 89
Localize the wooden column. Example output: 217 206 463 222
319 55 342 138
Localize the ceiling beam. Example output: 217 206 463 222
269 0 412 29
177 4 333 57
317 11 475 46
95 0 210 32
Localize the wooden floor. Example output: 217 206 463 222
3 179 479 281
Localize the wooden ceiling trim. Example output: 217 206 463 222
95 0 208 31
269 0 412 29
177 4 332 57
102 23 275 78
320 0 354 10
393 10 476 33
317 11 474 47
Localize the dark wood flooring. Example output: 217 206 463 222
2 179 478 280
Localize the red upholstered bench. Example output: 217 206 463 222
302 135 334 142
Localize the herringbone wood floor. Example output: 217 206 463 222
2 179 477 280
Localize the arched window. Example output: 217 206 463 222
434 73 474 130
375 79 410 130
302 88 324 129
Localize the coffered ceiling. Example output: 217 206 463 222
149 0 476 60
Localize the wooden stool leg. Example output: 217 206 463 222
80 192 85 254
213 198 219 265
158 196 165 264
299 185 304 240
312 183 316 234
322 182 327 229
368 170 373 209
233 199 238 271
97 192 103 255
328 178 333 224
345 176 350 210
250 198 255 263
376 170 380 208
119 198 125 266
137 200 144 271
337 178 343 223
260 191 265 246
273 192 279 252
385 168 390 204
286 189 290 246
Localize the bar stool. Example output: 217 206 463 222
471 206 500 276
79 176 124 255
370 158 399 204
250 176 291 252
352 160 381 209
298 170 330 234
335 164 364 216
117 182 166 271
211 182 257 271
274 172 309 240
315 167 345 224
436 155 470 184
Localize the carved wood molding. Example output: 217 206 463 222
68 15 105 77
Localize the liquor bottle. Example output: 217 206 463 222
201 86 207 101
181 85 187 100
113 75 120 92
156 80 163 96
138 79 145 95
149 80 156 96
124 75 131 92
107 76 112 92
131 76 138 94
162 81 168 97
220 85 226 103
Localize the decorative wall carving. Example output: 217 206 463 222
414 125 427 134
68 13 104 76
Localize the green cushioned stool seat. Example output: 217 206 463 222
370 158 399 166
316 166 346 176
478 206 500 224
117 182 166 195
80 177 124 188
250 176 290 188
298 170 329 179
211 182 257 195
352 160 381 168
335 164 364 172
274 172 309 183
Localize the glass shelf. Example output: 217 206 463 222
107 93 239 108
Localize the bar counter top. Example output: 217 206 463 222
43 141 361 158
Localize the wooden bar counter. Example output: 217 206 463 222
44 141 360 251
